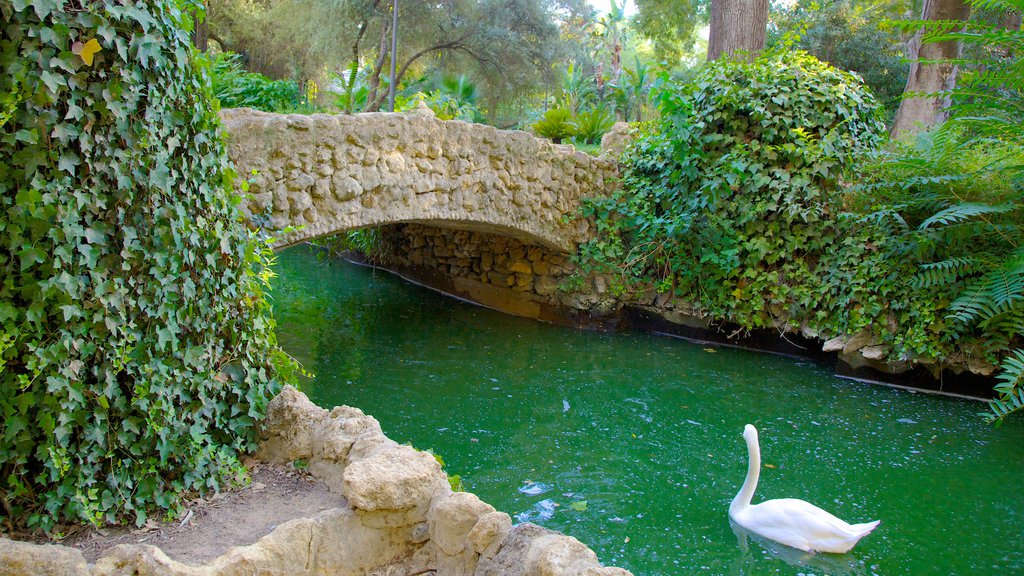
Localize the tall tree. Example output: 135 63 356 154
707 0 769 60
890 0 972 137
633 0 703 63
712 0 770 59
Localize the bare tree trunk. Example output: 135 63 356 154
192 2 208 52
707 0 769 61
890 0 972 138
364 20 393 112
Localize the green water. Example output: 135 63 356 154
272 245 1024 575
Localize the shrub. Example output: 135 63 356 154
576 50 935 345
570 107 616 145
532 108 575 143
208 52 305 113
0 0 296 531
853 0 1024 420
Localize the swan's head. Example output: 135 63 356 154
743 424 758 442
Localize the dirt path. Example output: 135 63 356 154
52 462 342 564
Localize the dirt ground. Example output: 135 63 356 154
28 462 342 565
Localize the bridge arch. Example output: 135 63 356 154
219 108 618 252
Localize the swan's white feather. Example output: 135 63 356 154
729 424 879 554
731 498 880 553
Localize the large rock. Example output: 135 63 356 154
0 538 87 576
342 445 449 523
257 385 328 463
429 492 497 556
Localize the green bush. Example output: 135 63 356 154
853 0 1024 420
576 51 952 349
0 0 296 531
208 52 307 113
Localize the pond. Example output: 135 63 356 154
271 245 1024 575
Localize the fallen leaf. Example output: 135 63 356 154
764 463 776 469
703 348 717 353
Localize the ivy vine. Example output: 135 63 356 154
0 0 296 531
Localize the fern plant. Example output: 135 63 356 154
857 0 1024 421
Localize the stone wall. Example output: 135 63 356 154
220 108 618 252
0 387 632 576
373 224 622 327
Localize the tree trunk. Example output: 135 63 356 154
192 3 208 52
890 0 972 138
707 0 769 61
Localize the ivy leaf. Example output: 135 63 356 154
72 38 102 66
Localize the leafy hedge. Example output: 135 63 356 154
576 50 957 359
1 0 295 530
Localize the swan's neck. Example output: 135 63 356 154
730 430 760 515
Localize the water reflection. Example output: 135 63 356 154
730 521 874 575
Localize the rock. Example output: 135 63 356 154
0 538 88 576
842 329 878 355
967 355 996 376
475 524 632 576
413 100 436 118
468 512 513 559
508 260 532 274
600 122 632 159
822 336 846 353
860 344 889 361
257 385 328 463
342 445 448 515
308 409 393 493
429 492 498 556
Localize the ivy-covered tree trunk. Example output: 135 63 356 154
890 0 972 138
707 0 769 61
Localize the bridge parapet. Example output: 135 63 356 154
219 108 618 252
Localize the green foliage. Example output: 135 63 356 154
575 51 951 355
207 52 308 113
769 0 909 118
852 0 1024 420
400 74 482 122
0 0 295 531
570 107 615 145
533 108 576 143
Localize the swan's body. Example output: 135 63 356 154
729 424 879 554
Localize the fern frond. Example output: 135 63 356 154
912 256 980 288
966 0 1024 13
918 202 1016 230
948 281 998 325
985 349 1024 424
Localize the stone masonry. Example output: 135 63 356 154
219 108 618 252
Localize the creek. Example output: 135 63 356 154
272 245 1024 575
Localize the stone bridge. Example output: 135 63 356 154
219 108 619 252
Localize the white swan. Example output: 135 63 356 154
729 424 880 554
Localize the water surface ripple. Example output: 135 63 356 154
272 246 1024 575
